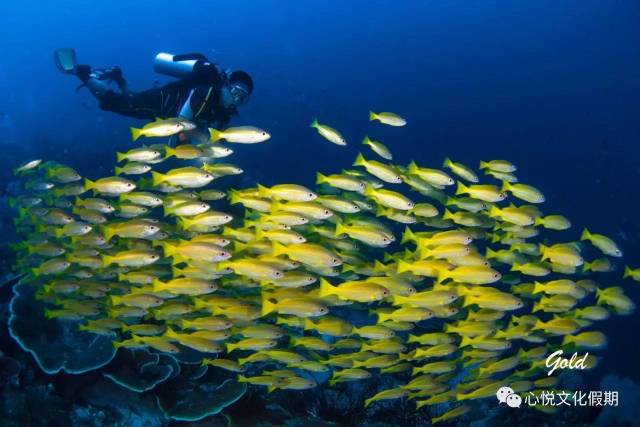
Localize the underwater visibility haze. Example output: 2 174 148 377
1 1 640 426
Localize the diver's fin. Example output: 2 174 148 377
54 48 77 73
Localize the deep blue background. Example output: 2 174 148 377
1 0 640 384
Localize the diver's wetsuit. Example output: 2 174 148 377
99 75 236 128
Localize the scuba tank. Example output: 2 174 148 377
153 53 221 83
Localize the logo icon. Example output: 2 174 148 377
496 386 514 403
496 386 521 408
506 393 522 408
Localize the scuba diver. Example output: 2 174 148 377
54 48 253 143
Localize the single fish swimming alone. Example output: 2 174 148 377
310 118 347 145
368 111 407 126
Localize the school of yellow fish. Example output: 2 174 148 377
9 112 640 424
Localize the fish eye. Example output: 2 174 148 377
308 193 314 197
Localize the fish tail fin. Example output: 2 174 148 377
130 127 142 141
437 269 450 284
257 183 269 198
397 259 410 274
353 153 365 167
227 188 238 203
209 128 222 142
580 228 591 241
310 118 319 128
532 318 545 331
270 200 282 211
234 241 247 253
373 259 387 273
261 297 276 317
341 263 355 273
459 336 472 348
407 161 418 175
368 111 377 121
479 160 489 170
392 295 405 306
401 227 416 244
114 166 123 176
485 247 496 259
102 224 115 242
443 209 454 220
318 278 335 298
443 157 452 168
316 172 327 185
624 266 632 279
534 217 544 226
151 171 165 186
271 241 287 257
116 152 126 162
83 178 95 191
151 278 165 293
455 181 468 196
334 221 346 238
461 295 474 307
531 281 544 294
303 318 314 330
160 241 176 257
500 180 511 192
225 342 237 353
377 312 390 323
53 227 64 239
101 254 113 267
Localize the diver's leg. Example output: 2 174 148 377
74 65 110 98
55 48 128 96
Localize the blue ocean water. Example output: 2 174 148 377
1 1 640 425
